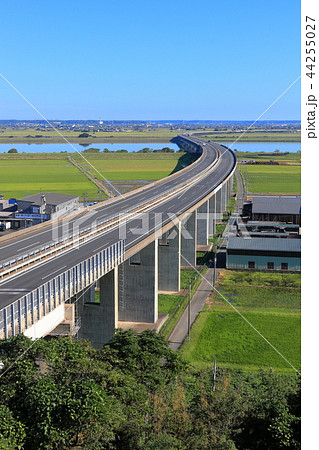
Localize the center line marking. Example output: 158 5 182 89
18 241 40 251
42 265 66 280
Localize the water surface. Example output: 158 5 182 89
0 141 301 153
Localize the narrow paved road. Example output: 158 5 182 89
169 267 215 350
168 169 244 350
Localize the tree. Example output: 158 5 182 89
82 147 100 153
8 148 18 153
233 370 301 449
0 335 300 449
0 405 26 449
161 147 174 153
138 147 152 153
107 329 185 390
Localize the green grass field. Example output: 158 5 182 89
0 159 100 200
239 165 301 194
0 152 185 200
181 307 300 372
180 271 301 373
72 153 182 181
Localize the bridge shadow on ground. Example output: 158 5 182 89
216 250 226 268
169 152 200 175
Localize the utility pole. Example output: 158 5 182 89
212 359 217 391
41 194 46 223
213 252 217 289
187 277 191 342
83 192 88 207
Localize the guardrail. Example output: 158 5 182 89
0 240 125 339
0 139 237 340
0 140 219 280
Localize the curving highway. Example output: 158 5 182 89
0 135 236 309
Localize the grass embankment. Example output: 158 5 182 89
0 127 185 143
198 131 300 142
180 271 301 374
235 151 301 163
239 165 301 194
0 152 187 200
0 127 300 143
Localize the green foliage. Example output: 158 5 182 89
0 405 26 449
222 271 301 289
0 332 300 449
233 370 301 449
108 329 184 390
82 147 100 152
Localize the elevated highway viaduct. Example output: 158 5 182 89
0 135 236 347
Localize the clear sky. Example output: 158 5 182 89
0 0 300 120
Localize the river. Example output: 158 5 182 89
0 141 300 153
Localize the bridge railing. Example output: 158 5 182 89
0 240 125 339
0 139 207 278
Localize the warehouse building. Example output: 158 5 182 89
243 196 301 225
15 193 80 223
0 193 81 231
226 237 301 271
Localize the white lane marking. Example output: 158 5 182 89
0 145 207 253
42 266 66 280
93 243 110 254
0 289 29 294
0 154 229 290
18 241 40 251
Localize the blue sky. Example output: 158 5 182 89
0 0 300 120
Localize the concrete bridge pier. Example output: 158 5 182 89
229 175 234 194
215 188 223 223
197 201 209 245
221 182 227 213
76 268 118 348
181 211 197 267
158 224 181 293
118 240 158 323
208 194 216 236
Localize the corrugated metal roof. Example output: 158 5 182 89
240 232 300 237
20 193 79 206
243 221 300 228
227 237 301 252
251 196 301 215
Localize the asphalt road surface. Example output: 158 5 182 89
0 137 236 309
